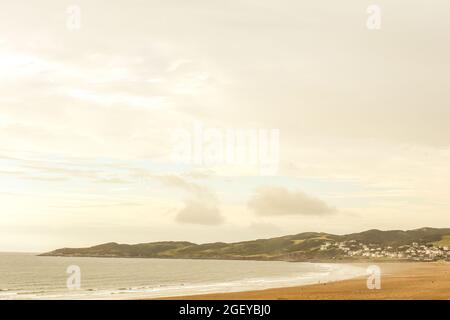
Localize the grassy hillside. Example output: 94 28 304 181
41 227 450 262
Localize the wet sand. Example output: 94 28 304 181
155 262 450 300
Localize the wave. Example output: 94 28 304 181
0 263 366 300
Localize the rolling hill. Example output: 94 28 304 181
40 227 450 262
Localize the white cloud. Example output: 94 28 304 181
1 0 450 250
248 186 336 216
175 200 224 226
157 174 225 225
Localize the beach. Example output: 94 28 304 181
1 253 362 299
158 262 450 300
2 253 449 300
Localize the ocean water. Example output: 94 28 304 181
0 253 366 299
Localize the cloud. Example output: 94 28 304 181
157 174 225 226
248 186 336 216
65 88 166 110
49 202 142 209
183 169 215 180
157 174 205 195
95 177 129 184
175 200 224 226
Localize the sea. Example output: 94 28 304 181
0 252 366 299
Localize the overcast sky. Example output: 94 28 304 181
1 0 450 252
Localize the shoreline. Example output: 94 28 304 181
153 262 450 300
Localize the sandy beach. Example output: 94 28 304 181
156 262 450 300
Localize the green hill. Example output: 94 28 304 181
40 227 450 262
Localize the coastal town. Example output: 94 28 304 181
320 240 450 261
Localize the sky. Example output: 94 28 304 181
1 0 450 252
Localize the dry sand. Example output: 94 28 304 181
155 262 450 300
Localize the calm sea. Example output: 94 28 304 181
0 252 365 299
